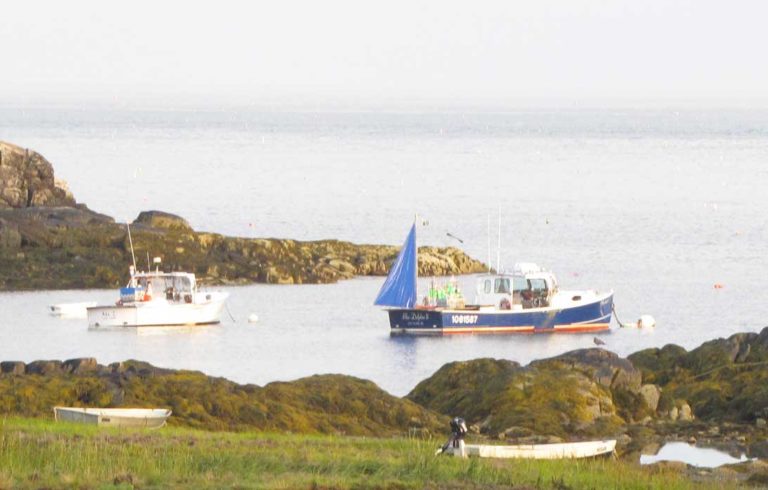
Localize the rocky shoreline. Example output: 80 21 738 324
5 329 768 483
4 329 768 451
0 140 486 289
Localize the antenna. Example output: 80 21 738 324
487 213 491 273
497 205 501 273
126 222 137 272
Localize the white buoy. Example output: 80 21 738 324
248 313 259 324
637 315 656 328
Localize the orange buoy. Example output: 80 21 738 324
714 283 724 289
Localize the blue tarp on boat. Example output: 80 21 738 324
374 223 418 308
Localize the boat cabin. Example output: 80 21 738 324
474 263 558 310
120 271 198 304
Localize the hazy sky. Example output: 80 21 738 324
2 0 767 108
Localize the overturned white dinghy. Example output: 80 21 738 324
53 407 171 428
444 440 617 459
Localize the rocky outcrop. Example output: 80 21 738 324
408 352 632 439
0 206 487 290
0 358 444 436
62 357 99 374
639 384 661 412
25 360 63 375
409 337 766 440
0 141 487 289
629 328 768 424
531 348 642 393
408 328 768 458
0 141 76 209
0 361 25 375
133 210 192 232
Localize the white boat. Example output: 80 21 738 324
53 407 171 428
49 301 97 318
444 440 617 459
87 259 228 328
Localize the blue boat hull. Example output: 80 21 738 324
388 293 613 334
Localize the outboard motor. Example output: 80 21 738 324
450 417 468 439
438 417 468 457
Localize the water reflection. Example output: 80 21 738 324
640 442 752 468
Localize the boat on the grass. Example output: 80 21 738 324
53 407 171 428
49 301 97 318
375 222 613 334
443 440 617 459
438 417 615 459
87 259 228 328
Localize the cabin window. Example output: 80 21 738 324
173 276 192 293
529 278 547 292
484 280 491 294
513 277 527 292
494 278 510 294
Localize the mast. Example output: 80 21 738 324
413 214 418 286
126 223 137 272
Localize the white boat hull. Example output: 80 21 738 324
445 440 616 459
53 407 171 428
49 301 97 318
87 292 228 327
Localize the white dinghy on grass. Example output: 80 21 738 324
53 407 171 428
438 417 616 460
443 440 617 459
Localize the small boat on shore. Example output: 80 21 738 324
376 222 613 334
438 418 615 459
53 407 171 428
443 440 617 459
49 301 97 318
87 259 228 328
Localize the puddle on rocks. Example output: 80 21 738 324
640 442 753 468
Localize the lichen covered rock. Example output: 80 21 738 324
408 353 630 439
0 141 76 208
133 210 193 232
0 358 445 436
0 206 486 289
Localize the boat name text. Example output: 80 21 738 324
403 312 430 321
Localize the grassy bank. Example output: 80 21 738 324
0 417 709 489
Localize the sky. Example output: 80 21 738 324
1 0 767 109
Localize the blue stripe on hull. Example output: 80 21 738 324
389 294 613 334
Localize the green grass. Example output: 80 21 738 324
0 417 717 489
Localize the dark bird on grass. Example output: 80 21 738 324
593 337 606 346
446 232 464 244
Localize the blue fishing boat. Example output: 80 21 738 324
375 223 613 334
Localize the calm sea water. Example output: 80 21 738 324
0 107 766 395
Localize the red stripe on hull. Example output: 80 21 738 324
441 323 610 335
443 326 536 334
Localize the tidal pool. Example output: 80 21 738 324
640 442 752 468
